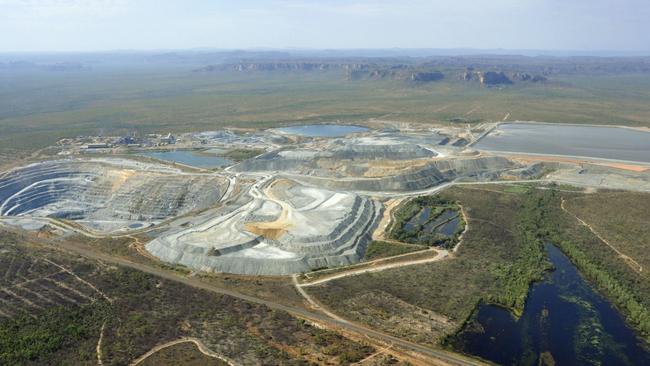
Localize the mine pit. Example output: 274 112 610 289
5 123 650 276
0 158 229 234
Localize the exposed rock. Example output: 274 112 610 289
0 158 227 234
480 71 513 85
410 71 444 82
511 72 547 83
196 61 374 73
459 71 475 81
531 75 548 82
293 156 515 192
146 179 383 275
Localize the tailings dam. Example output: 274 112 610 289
474 122 650 164
3 122 650 275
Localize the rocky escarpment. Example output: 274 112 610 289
410 71 444 82
480 71 513 85
511 72 547 82
460 69 547 85
203 59 550 86
196 61 376 73
196 60 447 83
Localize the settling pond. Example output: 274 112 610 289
138 150 233 169
450 244 650 365
474 123 650 163
274 124 369 137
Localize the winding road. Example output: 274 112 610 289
129 337 236 366
35 234 485 366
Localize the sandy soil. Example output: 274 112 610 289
244 179 294 240
372 198 404 241
510 154 649 172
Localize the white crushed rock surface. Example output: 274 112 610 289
146 177 382 275
0 158 228 234
6 125 650 275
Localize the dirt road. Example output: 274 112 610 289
39 236 484 366
298 249 448 287
561 198 643 273
129 337 235 366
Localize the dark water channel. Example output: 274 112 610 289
404 207 431 231
434 216 460 236
403 208 460 242
450 244 650 365
422 209 458 235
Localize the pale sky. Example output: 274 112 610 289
1 0 649 53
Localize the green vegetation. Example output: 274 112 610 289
502 184 531 194
451 187 650 344
390 196 464 248
488 188 552 314
564 192 650 270
3 69 650 154
308 185 551 345
82 234 305 308
0 231 375 365
531 189 650 341
140 342 228 366
364 240 427 261
0 304 109 365
314 184 650 348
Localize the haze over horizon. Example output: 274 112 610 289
1 0 649 54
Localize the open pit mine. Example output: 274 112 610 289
2 122 650 275
0 158 228 234
147 178 381 275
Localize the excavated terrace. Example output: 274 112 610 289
0 158 228 234
146 177 382 275
6 123 650 275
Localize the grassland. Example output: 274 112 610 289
0 229 375 365
3 68 650 153
536 189 650 341
363 240 427 261
563 191 650 271
306 185 650 348
63 233 306 308
306 185 550 345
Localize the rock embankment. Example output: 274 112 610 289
293 156 514 192
231 143 438 175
